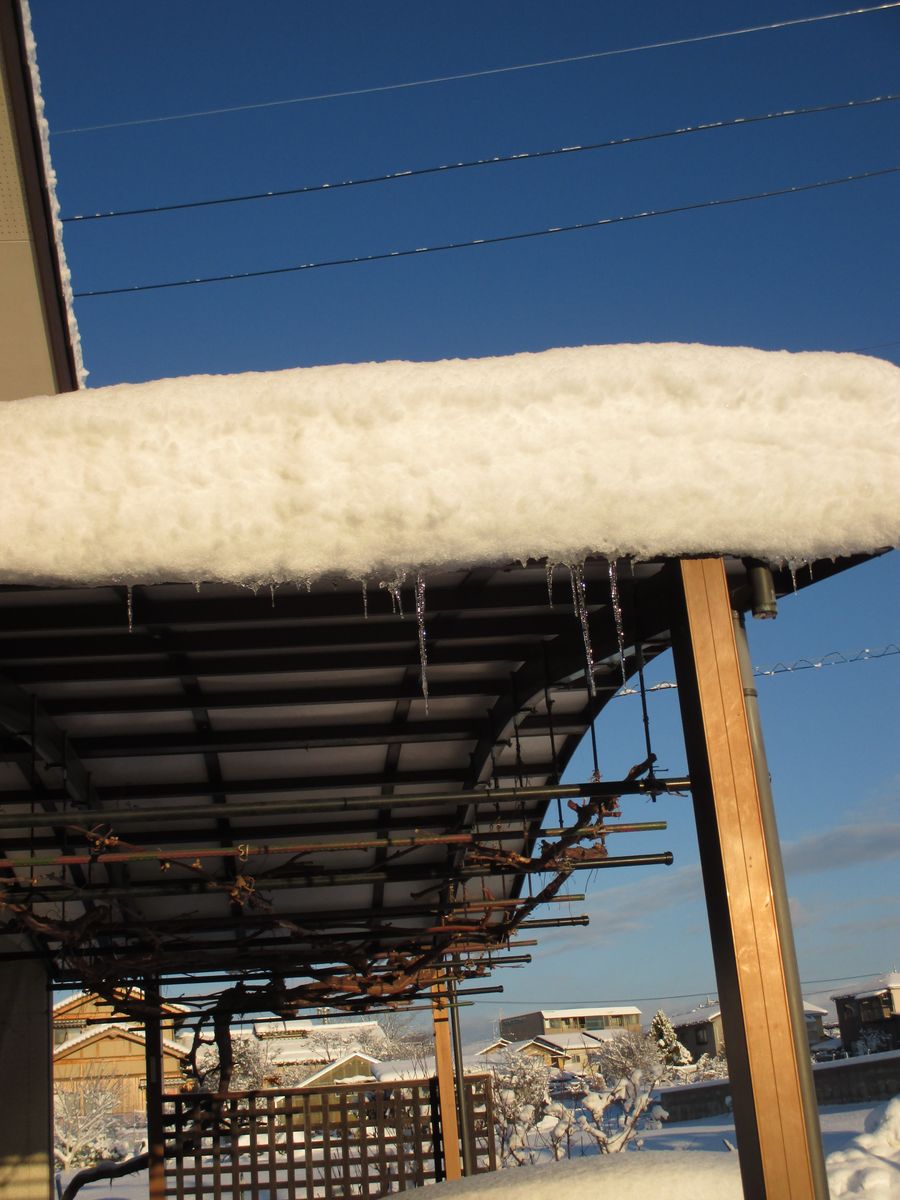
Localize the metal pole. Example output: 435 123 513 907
447 960 476 1175
0 777 691 828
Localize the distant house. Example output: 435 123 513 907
669 999 834 1061
832 973 900 1053
53 991 192 1116
803 1002 828 1048
498 1006 641 1043
667 1003 726 1062
477 1029 611 1072
53 989 190 1047
477 1037 566 1070
54 1025 190 1117
255 1017 385 1085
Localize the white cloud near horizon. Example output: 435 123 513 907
781 820 900 877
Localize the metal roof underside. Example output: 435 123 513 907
0 554 863 1016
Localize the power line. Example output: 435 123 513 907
613 644 899 699
50 2 900 136
61 93 900 224
462 971 895 1006
72 164 900 298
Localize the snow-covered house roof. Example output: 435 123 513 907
533 1030 611 1050
669 999 827 1028
298 1052 381 1088
831 972 900 1002
2 344 897 587
667 1005 722 1029
540 1006 642 1019
52 1022 189 1060
373 1054 484 1081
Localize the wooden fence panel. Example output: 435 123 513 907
162 1074 495 1200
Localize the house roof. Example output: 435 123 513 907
53 989 190 1018
298 1052 381 1087
52 1022 189 1060
527 1006 642 1019
831 972 900 1002
668 1006 722 1029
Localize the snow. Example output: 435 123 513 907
2 344 898 586
539 1006 642 1020
19 1 87 387
57 1100 900 1199
834 972 900 1001
426 1100 900 1200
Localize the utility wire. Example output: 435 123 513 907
467 970 893 1006
73 165 900 298
612 643 899 699
61 93 900 223
50 2 900 136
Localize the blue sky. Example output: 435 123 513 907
30 0 898 1037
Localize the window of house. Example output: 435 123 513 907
695 1027 709 1045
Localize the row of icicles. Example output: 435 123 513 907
122 558 816 711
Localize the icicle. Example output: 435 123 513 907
807 561 815 582
304 579 313 593
789 562 799 593
608 560 627 687
193 581 201 594
125 585 133 634
545 561 556 608
269 583 276 608
568 563 595 696
415 573 429 712
361 579 369 620
379 573 406 618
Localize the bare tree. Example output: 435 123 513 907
576 1071 668 1153
54 1071 122 1171
489 1050 550 1165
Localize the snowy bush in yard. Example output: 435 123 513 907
692 1052 729 1081
852 1029 891 1056
576 1070 669 1154
53 1073 123 1170
489 1051 551 1165
543 1101 576 1161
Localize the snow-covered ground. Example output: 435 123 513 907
59 1098 900 1199
3 344 898 586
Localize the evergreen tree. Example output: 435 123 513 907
650 1009 692 1067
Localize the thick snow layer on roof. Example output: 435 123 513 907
1 344 898 586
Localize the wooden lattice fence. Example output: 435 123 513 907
162 1074 496 1200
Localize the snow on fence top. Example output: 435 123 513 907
1 343 897 586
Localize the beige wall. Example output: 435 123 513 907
0 958 54 1200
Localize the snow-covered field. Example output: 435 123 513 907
60 1098 900 1199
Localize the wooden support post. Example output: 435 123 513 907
448 965 476 1174
143 977 166 1200
669 558 828 1199
431 984 462 1181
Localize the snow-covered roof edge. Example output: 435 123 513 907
298 1052 381 1087
2 345 898 586
539 1006 642 1018
53 1021 189 1058
19 0 87 387
831 972 900 1001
